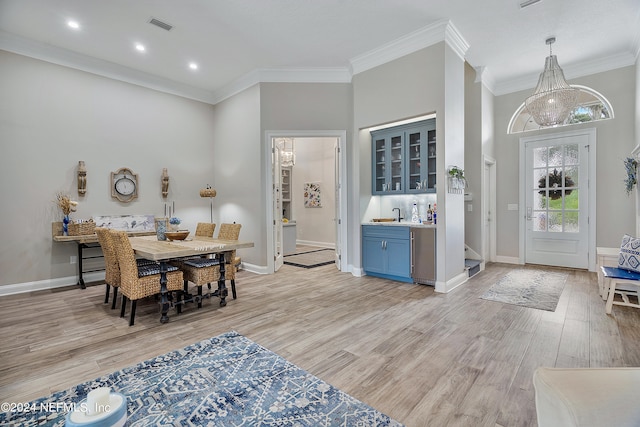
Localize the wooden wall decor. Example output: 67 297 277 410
162 168 169 198
77 161 87 196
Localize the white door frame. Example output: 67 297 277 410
482 155 497 264
518 128 597 271
264 130 348 274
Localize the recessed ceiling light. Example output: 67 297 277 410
189 62 198 70
67 20 80 29
135 43 146 52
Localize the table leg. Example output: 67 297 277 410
159 261 170 323
218 252 228 307
77 243 86 289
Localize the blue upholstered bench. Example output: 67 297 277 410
601 266 640 314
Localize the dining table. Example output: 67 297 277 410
128 235 254 323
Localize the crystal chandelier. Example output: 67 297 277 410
525 37 579 127
278 138 295 167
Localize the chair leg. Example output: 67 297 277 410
129 300 137 326
606 280 617 314
120 295 127 318
183 280 189 295
176 291 182 315
198 286 203 309
231 279 237 299
111 287 118 310
104 284 111 304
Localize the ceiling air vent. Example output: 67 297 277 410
520 0 542 8
149 17 173 31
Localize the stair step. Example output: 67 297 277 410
465 259 481 277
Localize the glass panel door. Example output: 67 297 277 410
525 135 589 269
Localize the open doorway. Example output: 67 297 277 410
264 131 347 274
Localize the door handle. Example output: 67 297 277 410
410 232 415 274
526 207 532 221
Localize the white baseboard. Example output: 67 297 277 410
495 256 522 265
240 262 269 275
0 271 105 297
296 240 335 249
350 266 364 277
435 271 468 293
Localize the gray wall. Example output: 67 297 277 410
353 42 468 288
464 63 483 256
353 44 445 274
0 50 218 287
493 65 637 260
209 84 262 265
259 82 352 264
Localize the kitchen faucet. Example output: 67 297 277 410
392 207 403 222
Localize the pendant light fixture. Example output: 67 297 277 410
279 138 295 167
525 37 579 127
199 185 217 223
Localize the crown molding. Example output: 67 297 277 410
473 66 497 94
350 20 468 76
493 51 638 96
0 30 218 104
211 67 352 104
444 21 470 62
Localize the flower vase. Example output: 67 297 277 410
63 215 70 236
156 221 167 241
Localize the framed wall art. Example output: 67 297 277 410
304 182 322 208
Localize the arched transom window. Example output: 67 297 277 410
508 85 614 134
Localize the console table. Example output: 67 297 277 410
52 228 155 289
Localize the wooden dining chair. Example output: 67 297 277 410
95 227 159 309
216 223 242 299
95 227 120 309
195 222 216 237
181 223 242 307
110 230 183 326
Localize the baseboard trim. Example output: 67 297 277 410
0 271 105 297
241 262 268 275
295 240 335 249
435 271 468 293
496 256 522 265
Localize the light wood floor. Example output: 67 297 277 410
1 263 639 426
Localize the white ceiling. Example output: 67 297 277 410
1 0 639 104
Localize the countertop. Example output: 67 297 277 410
362 221 436 229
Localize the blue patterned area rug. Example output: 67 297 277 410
0 331 402 426
480 269 568 311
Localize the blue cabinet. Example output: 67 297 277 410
362 225 412 283
371 119 436 195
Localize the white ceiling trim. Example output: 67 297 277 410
493 50 638 96
0 30 218 104
444 21 470 62
211 67 352 105
349 20 467 76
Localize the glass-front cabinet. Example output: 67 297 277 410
371 119 436 195
373 132 403 193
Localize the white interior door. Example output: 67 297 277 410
272 141 283 271
483 163 492 262
524 134 590 269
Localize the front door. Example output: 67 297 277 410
524 131 592 269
